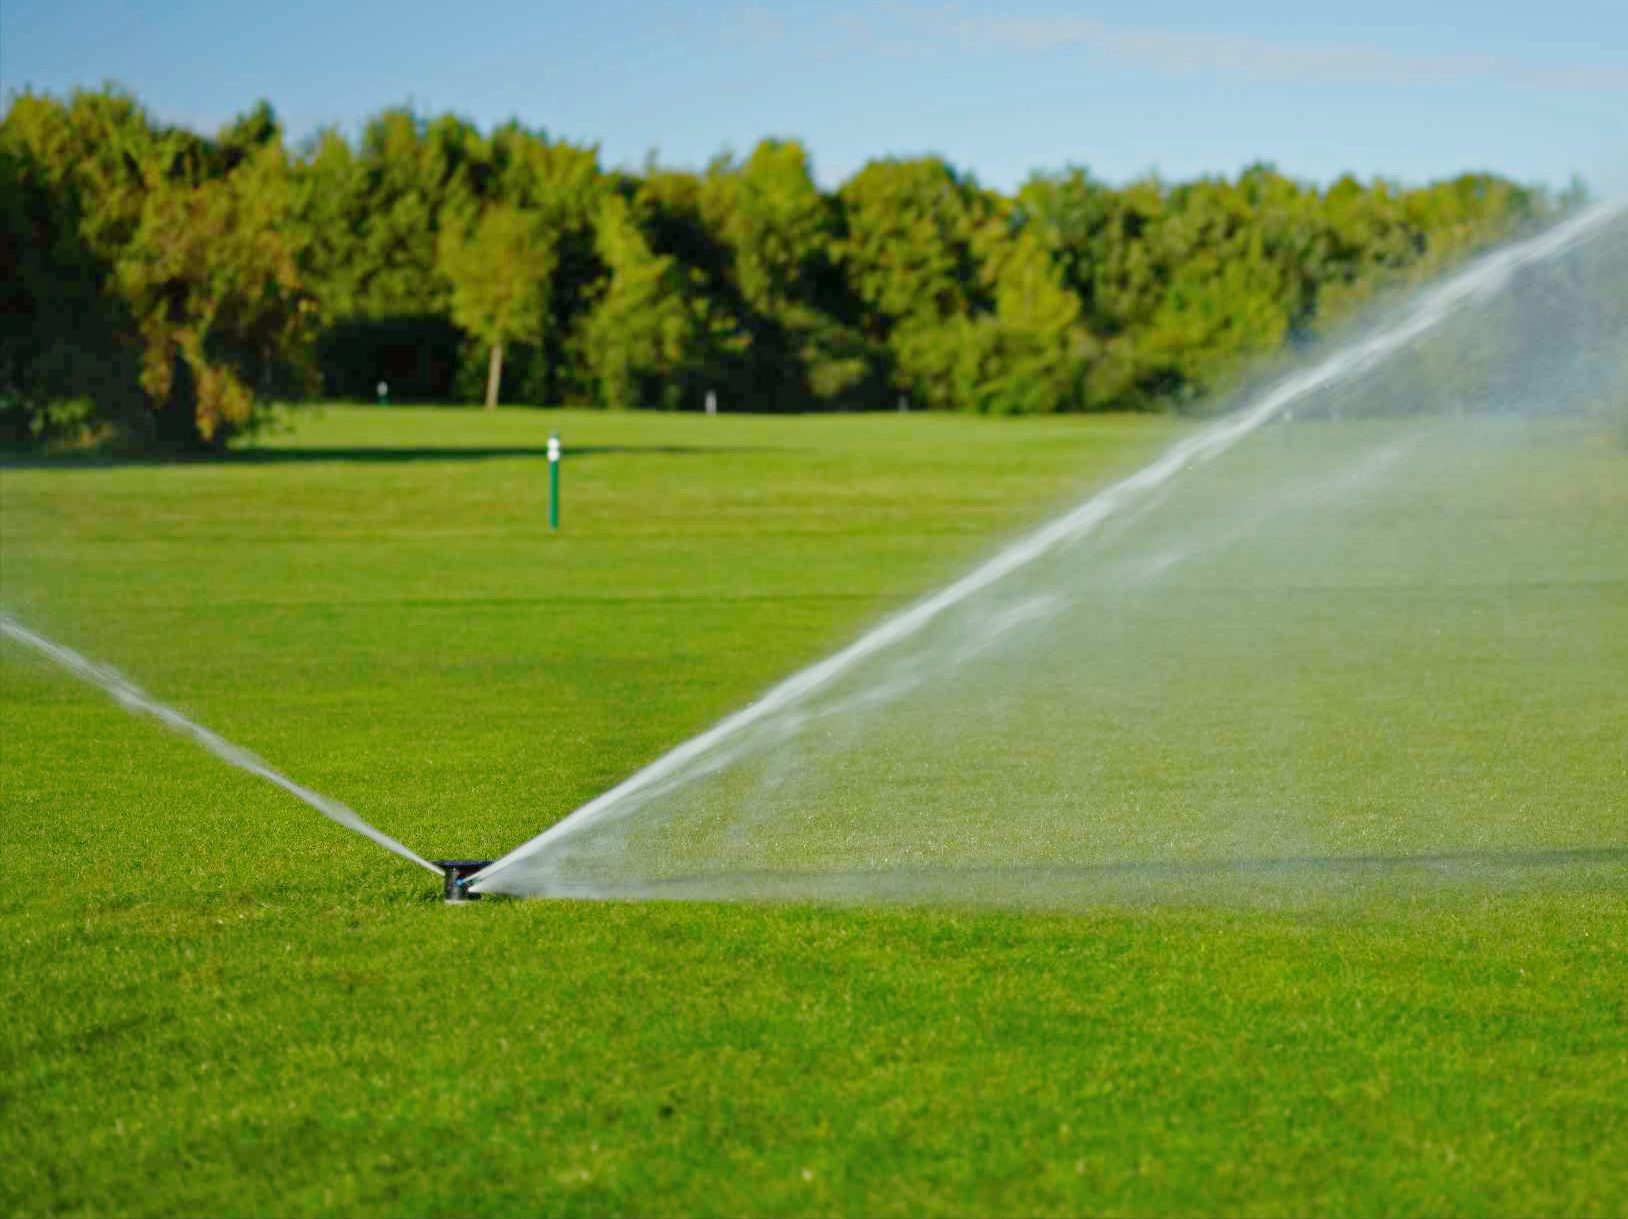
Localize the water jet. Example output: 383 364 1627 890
469 199 1628 902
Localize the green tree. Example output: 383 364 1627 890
703 140 831 315
115 136 314 442
694 140 881 409
437 204 556 407
956 230 1087 414
837 156 992 331
1 85 1563 437
584 195 704 408
837 157 998 407
482 125 605 404
0 140 140 441
2 90 312 446
1015 166 1113 310
339 109 482 320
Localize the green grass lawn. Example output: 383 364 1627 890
2 405 1624 1216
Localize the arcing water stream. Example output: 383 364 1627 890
468 200 1628 899
0 611 442 877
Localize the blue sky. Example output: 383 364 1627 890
3 0 1624 194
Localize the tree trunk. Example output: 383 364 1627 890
484 341 504 409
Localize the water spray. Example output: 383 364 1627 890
2 613 510 904
0 611 450 886
470 199 1628 899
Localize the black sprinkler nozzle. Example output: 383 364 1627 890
434 859 493 903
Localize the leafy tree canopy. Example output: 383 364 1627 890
1 86 1559 444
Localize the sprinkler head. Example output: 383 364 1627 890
434 859 492 904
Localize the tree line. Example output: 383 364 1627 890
1 88 1560 448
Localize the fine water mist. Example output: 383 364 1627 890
0 612 442 877
474 201 1628 904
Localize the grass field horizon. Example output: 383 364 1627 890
3 405 1625 1215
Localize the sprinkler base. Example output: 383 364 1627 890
434 859 493 903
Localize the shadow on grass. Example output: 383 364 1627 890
230 444 778 464
553 845 1628 905
0 443 777 470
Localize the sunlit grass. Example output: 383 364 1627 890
1 406 1623 1216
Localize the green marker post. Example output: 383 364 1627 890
547 432 561 530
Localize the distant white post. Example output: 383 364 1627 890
705 390 717 416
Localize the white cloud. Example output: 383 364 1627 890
876 3 1628 92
